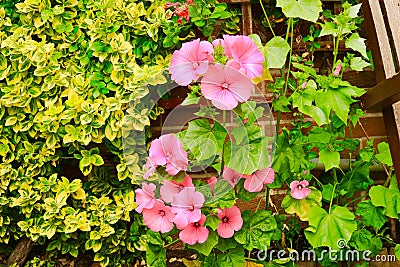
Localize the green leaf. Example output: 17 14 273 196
216 238 238 252
346 33 368 59
183 119 227 161
282 187 322 221
181 93 200 106
319 22 340 37
338 162 373 198
188 230 219 256
350 229 382 255
321 184 335 202
205 216 220 231
146 231 166 267
264 37 290 69
348 3 362 18
350 57 370 71
356 200 386 230
315 89 353 124
276 0 323 22
90 154 104 166
305 206 357 249
226 125 269 174
236 179 258 202
217 247 244 267
234 210 277 251
375 142 393 166
369 185 400 219
319 149 340 171
308 127 331 144
395 244 400 261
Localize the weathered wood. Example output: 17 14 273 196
367 0 397 78
382 106 400 191
361 73 400 110
383 0 400 64
7 236 34 267
241 2 252 35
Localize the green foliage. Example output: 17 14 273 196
234 210 277 251
0 0 239 264
305 206 357 250
276 0 322 22
282 187 322 221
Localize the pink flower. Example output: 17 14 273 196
179 214 209 245
148 134 188 176
143 157 157 179
160 174 194 203
217 206 243 238
222 167 243 187
142 200 175 233
290 180 311 200
244 167 275 193
219 35 264 78
207 176 218 192
169 39 214 86
201 63 253 110
333 62 342 77
135 183 156 213
302 81 308 89
171 187 205 228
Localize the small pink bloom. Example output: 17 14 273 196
207 176 218 192
160 174 194 203
333 63 342 77
290 180 311 200
143 157 157 179
148 134 188 176
179 214 209 245
220 35 265 78
169 39 214 86
135 183 156 213
217 206 243 238
201 63 253 110
143 200 175 233
302 81 308 89
165 2 180 8
222 167 243 187
244 167 275 193
171 187 205 228
243 118 249 124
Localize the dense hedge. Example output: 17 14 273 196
0 0 239 265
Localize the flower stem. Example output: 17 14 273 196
329 182 337 214
164 238 180 248
259 0 276 37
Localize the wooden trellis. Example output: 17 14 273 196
230 0 400 187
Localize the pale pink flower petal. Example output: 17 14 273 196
222 35 264 78
333 62 342 77
143 157 157 179
201 63 253 110
160 175 194 203
217 206 243 238
207 176 218 192
222 167 243 187
147 134 188 176
143 200 175 233
135 183 156 213
169 39 214 86
171 187 204 228
149 139 167 166
179 214 209 245
244 167 275 193
290 180 311 200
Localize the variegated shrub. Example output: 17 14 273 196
0 0 240 265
